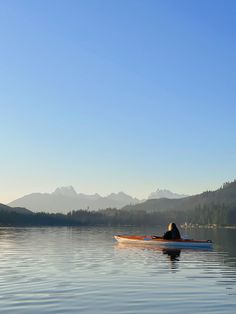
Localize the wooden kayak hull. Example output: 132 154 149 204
114 235 213 248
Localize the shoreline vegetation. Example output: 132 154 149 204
0 206 236 228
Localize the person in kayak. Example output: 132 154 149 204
163 222 181 240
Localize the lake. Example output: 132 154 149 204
0 226 235 313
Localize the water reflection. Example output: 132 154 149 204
0 227 236 313
115 242 216 273
162 248 181 261
115 242 182 271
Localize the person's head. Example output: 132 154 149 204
168 222 177 231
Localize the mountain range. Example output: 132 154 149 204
122 181 236 213
7 186 187 213
1 180 236 226
8 186 140 213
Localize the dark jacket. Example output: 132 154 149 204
163 223 181 240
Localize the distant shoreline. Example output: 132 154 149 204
181 223 236 229
0 223 236 228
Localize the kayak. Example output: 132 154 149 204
114 235 213 249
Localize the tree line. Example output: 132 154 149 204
0 203 236 227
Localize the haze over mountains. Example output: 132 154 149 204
0 203 31 215
8 186 140 213
148 189 188 199
123 181 236 213
8 186 187 213
2 180 236 227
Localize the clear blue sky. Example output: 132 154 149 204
0 0 236 203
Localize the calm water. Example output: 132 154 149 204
0 226 236 313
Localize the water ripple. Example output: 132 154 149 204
0 227 235 313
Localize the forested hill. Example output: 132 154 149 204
122 181 236 213
0 203 32 214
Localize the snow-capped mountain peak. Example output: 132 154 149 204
148 189 188 199
53 186 78 197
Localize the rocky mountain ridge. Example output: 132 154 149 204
8 186 187 213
